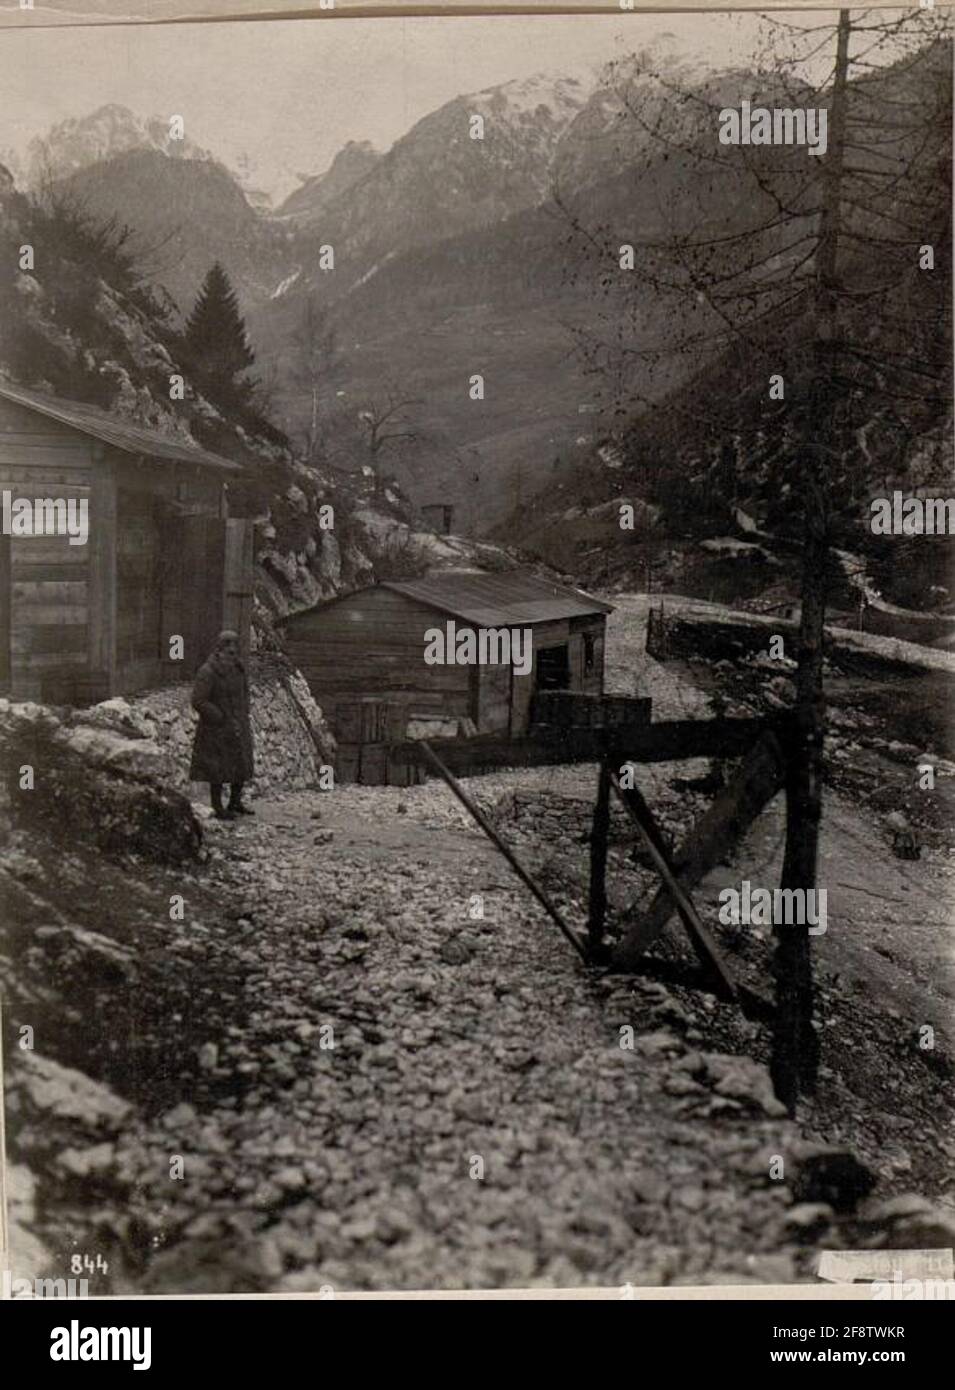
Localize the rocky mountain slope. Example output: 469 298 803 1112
498 40 952 605
4 56 751 533
281 72 592 299
14 63 686 526
11 37 951 553
0 162 487 641
26 103 214 184
276 140 382 228
60 148 293 314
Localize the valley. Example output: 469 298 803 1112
0 7 951 1303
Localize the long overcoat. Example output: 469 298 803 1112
189 656 255 784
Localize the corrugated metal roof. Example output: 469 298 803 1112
0 379 240 474
382 570 613 625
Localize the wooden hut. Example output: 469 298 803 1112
420 503 454 535
279 569 613 753
0 380 253 704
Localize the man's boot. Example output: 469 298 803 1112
228 782 254 816
211 784 234 821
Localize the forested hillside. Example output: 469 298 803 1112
502 32 953 615
0 169 435 634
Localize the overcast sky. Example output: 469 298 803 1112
0 10 851 202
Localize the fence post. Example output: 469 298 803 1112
588 760 611 953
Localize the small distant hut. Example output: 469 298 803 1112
420 503 454 535
0 380 253 704
279 569 613 751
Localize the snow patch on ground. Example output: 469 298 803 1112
270 269 301 300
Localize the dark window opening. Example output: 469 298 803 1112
536 643 570 691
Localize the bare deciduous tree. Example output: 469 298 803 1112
356 381 425 494
557 7 951 1110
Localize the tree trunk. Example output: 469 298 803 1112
770 8 850 1115
771 477 826 1113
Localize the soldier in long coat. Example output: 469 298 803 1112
189 629 255 819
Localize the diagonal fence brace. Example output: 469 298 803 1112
607 767 740 1004
420 741 589 963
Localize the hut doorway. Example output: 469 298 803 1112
158 511 227 677
116 488 163 673
535 643 570 692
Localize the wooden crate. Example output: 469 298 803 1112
603 696 652 727
334 702 363 743
383 703 409 742
358 744 388 785
386 747 423 786
360 699 386 744
336 743 360 784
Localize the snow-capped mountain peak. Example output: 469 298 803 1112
465 71 591 129
26 103 212 185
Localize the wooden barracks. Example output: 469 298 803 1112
0 380 253 704
279 569 614 774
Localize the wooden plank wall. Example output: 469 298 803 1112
476 662 510 733
112 463 228 689
0 400 238 702
86 452 116 696
284 592 611 740
282 588 473 724
224 517 254 664
159 511 227 681
0 398 95 700
116 486 162 677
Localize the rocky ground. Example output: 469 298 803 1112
4 598 954 1294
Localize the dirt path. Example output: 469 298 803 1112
76 780 827 1294
7 593 952 1293
8 767 952 1294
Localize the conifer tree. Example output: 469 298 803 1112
182 261 256 411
